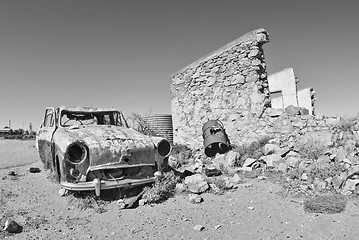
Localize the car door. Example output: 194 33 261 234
37 107 56 169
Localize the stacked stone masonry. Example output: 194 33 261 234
171 28 338 150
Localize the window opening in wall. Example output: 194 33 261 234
270 91 284 109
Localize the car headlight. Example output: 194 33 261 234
157 139 171 157
66 142 87 164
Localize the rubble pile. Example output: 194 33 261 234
170 116 359 197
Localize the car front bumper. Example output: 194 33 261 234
60 177 155 196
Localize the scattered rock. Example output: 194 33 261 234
341 179 359 195
58 188 68 197
225 151 241 167
3 219 22 233
189 194 203 204
313 178 326 191
138 199 147 206
242 158 257 168
264 143 280 155
209 183 221 194
230 173 242 183
214 224 222 230
285 157 300 167
193 225 205 231
184 174 209 194
175 183 187 192
29 167 41 173
332 173 347 192
260 154 282 168
257 176 267 180
276 162 289 173
204 167 221 177
301 173 309 181
8 171 17 176
248 206 254 210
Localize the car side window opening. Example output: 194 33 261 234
44 109 54 127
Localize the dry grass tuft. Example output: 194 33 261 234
142 171 179 204
304 194 347 214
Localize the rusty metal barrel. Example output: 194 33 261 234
144 114 173 143
202 120 230 157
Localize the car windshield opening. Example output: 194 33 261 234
61 111 122 127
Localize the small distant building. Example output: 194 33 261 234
268 68 315 115
0 126 10 135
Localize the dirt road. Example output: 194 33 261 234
1 140 359 239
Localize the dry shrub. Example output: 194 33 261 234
67 192 107 213
307 161 345 182
295 132 331 160
171 143 193 166
232 135 272 167
304 194 347 214
142 171 179 204
206 177 228 195
336 117 357 133
126 113 157 136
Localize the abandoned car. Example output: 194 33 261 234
37 106 171 196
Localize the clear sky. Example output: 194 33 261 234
0 0 358 130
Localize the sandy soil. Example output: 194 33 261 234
1 140 359 240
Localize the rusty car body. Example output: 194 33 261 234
37 106 171 196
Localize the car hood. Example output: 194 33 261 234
55 125 156 168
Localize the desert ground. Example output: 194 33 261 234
1 139 359 240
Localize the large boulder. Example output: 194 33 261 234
184 174 209 194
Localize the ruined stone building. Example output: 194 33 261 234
268 68 315 115
171 28 336 149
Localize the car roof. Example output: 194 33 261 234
58 106 119 112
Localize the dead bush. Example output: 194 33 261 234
304 194 347 214
126 113 157 136
142 171 179 204
306 161 345 182
335 117 357 133
67 192 107 213
295 133 331 160
171 143 193 166
232 135 272 167
206 177 232 195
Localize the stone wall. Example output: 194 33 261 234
171 28 338 150
171 28 270 149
